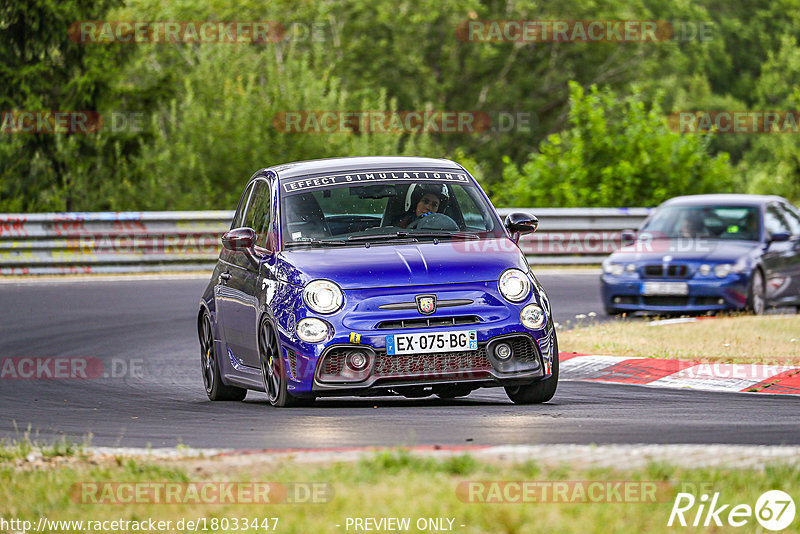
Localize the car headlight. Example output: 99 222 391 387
302 279 343 314
520 304 546 329
499 269 531 302
714 264 732 278
699 264 711 276
296 317 329 343
603 261 625 276
625 263 636 274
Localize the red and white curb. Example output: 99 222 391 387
559 353 800 395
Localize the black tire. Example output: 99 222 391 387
746 269 766 315
504 338 559 404
259 320 314 407
604 306 622 317
199 311 247 401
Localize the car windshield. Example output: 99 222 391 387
640 205 761 241
279 170 504 246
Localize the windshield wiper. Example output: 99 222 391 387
411 231 480 240
284 239 348 248
347 232 419 242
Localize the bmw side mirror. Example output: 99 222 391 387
768 232 791 243
621 230 636 246
222 227 257 251
505 212 539 235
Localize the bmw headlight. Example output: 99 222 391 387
296 318 329 343
602 261 625 276
302 279 343 314
520 304 546 329
714 264 732 278
699 264 711 276
499 269 531 302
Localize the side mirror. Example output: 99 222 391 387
768 232 791 243
504 212 539 235
222 227 257 252
621 230 636 247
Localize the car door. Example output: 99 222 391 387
218 178 272 368
761 203 794 304
777 202 800 304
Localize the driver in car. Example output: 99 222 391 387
396 184 449 228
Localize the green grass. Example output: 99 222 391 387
2 450 798 533
560 314 800 365
0 430 87 461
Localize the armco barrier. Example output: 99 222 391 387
0 208 650 275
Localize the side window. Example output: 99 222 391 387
779 203 800 235
242 179 272 247
231 182 254 230
764 204 790 235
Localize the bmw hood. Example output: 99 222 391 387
609 239 761 263
275 238 529 289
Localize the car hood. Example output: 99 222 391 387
609 238 761 263
275 238 528 289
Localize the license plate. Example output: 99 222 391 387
386 330 478 355
641 282 689 296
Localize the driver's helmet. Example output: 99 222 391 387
404 183 450 213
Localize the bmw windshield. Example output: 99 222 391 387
640 205 761 241
279 170 505 247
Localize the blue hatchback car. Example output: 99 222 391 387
601 194 800 315
198 156 558 406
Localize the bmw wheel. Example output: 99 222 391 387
747 269 766 315
259 320 313 407
199 311 247 401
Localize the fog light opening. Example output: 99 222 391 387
346 350 369 371
613 297 622 304
718 298 725 305
494 343 512 360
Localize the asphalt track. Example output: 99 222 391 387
1 273 798 448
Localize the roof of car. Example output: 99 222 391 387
661 194 789 207
268 156 463 180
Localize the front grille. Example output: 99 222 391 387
373 349 492 378
322 348 348 375
642 296 689 306
376 315 480 330
506 335 538 364
642 264 689 278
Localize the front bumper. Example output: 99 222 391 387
310 330 553 393
275 280 555 395
601 273 750 312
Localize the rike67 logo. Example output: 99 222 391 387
668 490 795 531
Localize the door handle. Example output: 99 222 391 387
219 271 231 284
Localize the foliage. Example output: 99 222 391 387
495 83 732 207
2 0 800 211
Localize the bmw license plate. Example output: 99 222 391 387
641 282 689 296
386 330 478 356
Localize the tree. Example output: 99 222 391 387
495 82 732 207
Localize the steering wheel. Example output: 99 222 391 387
407 213 460 231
